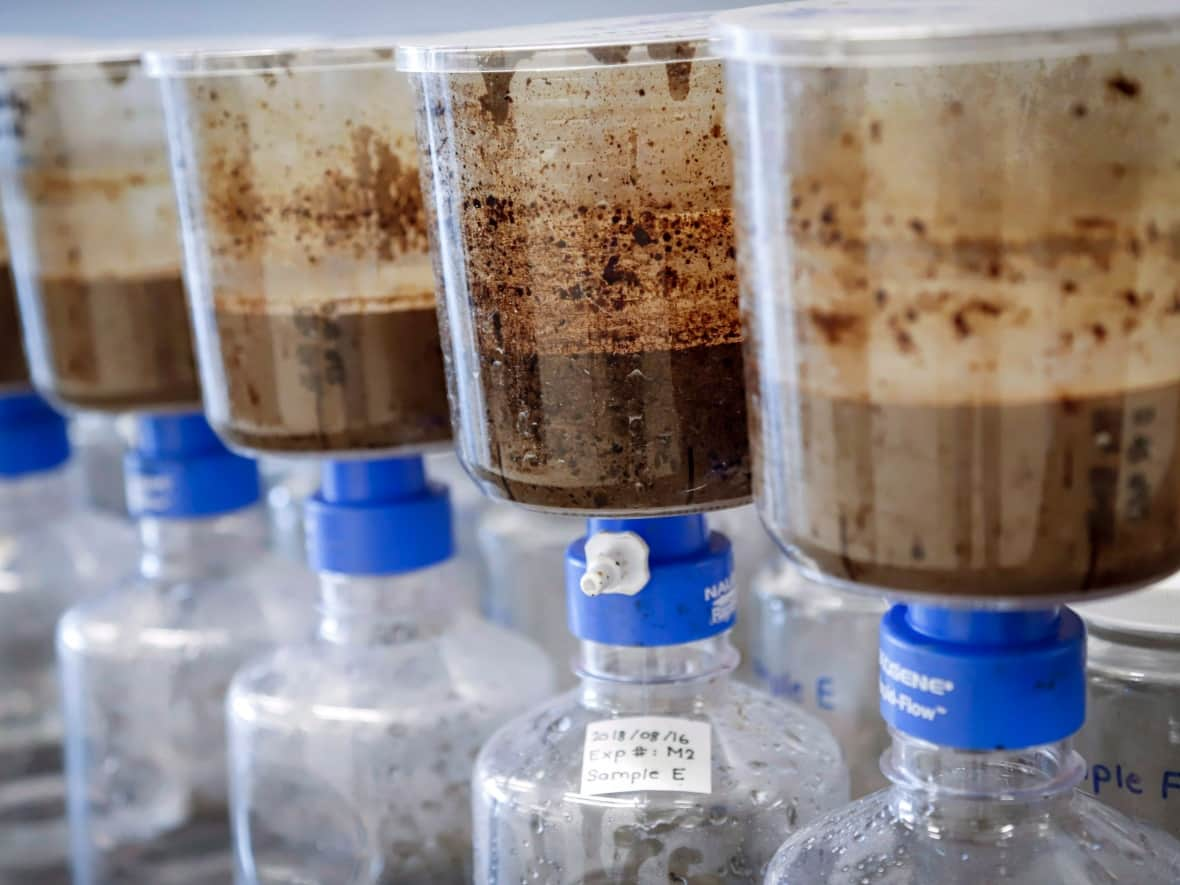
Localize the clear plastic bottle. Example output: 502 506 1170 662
57 413 315 884
427 450 491 608
708 505 778 679
475 515 850 884
1075 581 1180 837
227 457 554 884
749 557 889 797
476 506 583 686
71 412 129 518
766 605 1180 883
0 392 134 885
258 457 321 563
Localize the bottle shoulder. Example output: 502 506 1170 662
766 789 1180 883
0 509 136 597
477 680 849 811
231 553 319 605
229 616 555 731
449 610 555 659
720 680 848 753
54 508 135 548
1086 629 1180 685
57 554 314 657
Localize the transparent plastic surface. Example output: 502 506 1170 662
0 464 134 885
709 504 778 677
57 507 315 885
71 413 128 517
474 634 850 883
713 0 1180 69
766 735 1180 883
151 47 449 456
750 557 889 798
476 506 582 687
0 215 28 390
723 11 1180 600
228 564 555 884
399 13 715 74
0 55 199 412
405 20 748 515
426 450 491 607
259 457 320 563
1075 583 1180 837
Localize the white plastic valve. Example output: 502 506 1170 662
580 531 651 597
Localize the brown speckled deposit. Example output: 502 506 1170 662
416 47 749 513
0 59 199 412
166 57 449 454
739 49 1180 598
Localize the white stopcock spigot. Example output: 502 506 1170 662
580 531 651 597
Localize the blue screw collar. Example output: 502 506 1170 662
566 514 735 647
306 456 453 576
879 605 1086 751
0 390 70 478
126 412 260 518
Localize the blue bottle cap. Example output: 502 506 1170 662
306 456 453 576
126 412 260 518
879 604 1086 751
566 514 735 647
0 390 70 478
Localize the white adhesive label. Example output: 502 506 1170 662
580 716 711 796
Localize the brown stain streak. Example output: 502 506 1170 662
807 309 861 345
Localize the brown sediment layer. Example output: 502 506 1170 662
176 75 441 453
422 54 743 511
472 342 749 512
36 275 199 411
0 267 28 386
769 383 1180 597
454 199 744 511
735 51 1180 598
211 303 450 453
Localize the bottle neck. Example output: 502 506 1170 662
883 730 1085 835
317 565 453 646
577 633 738 714
0 462 79 533
138 505 269 581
